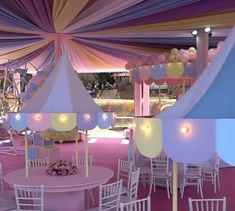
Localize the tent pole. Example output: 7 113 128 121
85 130 89 177
24 130 29 178
172 160 178 211
182 77 186 95
75 132 79 167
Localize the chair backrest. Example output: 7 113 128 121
128 168 140 200
29 157 49 168
211 155 221 171
117 159 133 189
99 180 122 211
0 162 3 192
188 197 226 211
184 163 201 177
120 196 151 211
151 152 170 176
14 184 44 211
72 155 92 167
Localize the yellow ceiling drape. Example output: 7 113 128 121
80 11 235 35
0 39 53 63
69 40 118 69
52 0 89 32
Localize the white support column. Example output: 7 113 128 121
134 82 142 116
142 83 150 116
196 29 209 77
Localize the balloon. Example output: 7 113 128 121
158 54 166 63
171 48 179 56
208 48 215 54
136 61 144 67
188 47 196 54
179 49 186 54
29 83 37 91
189 52 196 62
164 52 170 60
175 54 182 62
36 71 43 76
169 55 175 62
217 41 224 49
182 53 189 63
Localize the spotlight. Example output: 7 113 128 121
204 27 211 33
180 126 189 134
191 30 198 36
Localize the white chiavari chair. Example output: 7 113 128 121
86 180 123 211
120 196 151 211
117 159 133 195
28 157 49 168
149 152 172 199
180 163 203 198
188 197 226 211
14 184 44 211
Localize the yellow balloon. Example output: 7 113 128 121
171 48 179 56
166 63 184 78
188 47 196 53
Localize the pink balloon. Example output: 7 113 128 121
164 52 170 60
182 53 189 62
189 52 196 62
179 49 186 54
208 48 215 54
142 56 149 64
137 61 144 67
217 41 224 49
158 54 166 63
169 55 175 62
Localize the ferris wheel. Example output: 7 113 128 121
0 59 38 119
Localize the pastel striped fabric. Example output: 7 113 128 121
0 0 234 72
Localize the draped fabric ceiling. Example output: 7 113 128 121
0 0 235 73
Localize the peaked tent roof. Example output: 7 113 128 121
20 54 102 113
156 25 235 118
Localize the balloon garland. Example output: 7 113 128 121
20 65 54 105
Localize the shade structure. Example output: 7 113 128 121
156 26 235 119
7 53 115 179
20 53 102 114
134 26 235 165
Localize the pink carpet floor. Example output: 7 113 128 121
1 137 235 211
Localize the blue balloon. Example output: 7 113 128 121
29 83 37 91
36 71 43 76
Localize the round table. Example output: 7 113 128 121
4 165 114 211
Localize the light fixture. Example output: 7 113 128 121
34 113 41 121
102 113 108 120
59 114 67 122
84 113 91 121
204 27 211 33
191 30 198 37
15 114 21 121
191 27 212 37
180 126 189 134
